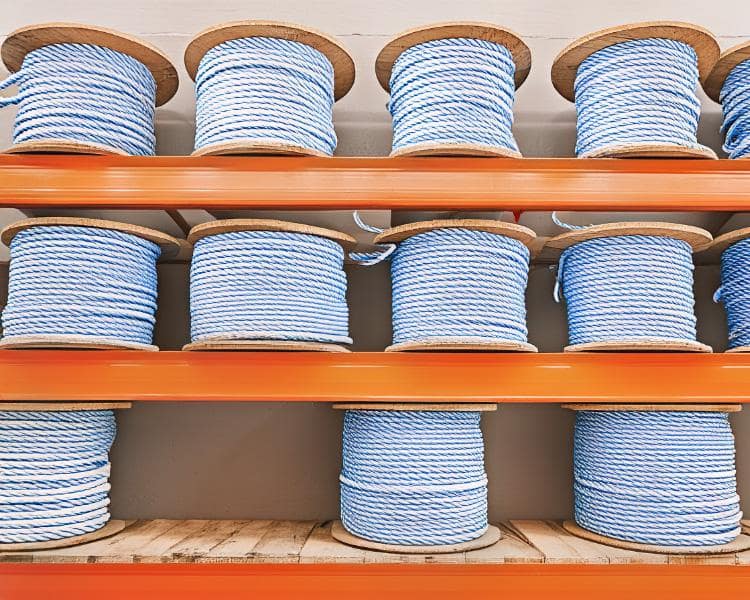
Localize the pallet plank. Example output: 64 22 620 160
299 522 366 564
199 520 274 562
463 522 544 564
510 520 608 564
168 520 248 562
252 520 317 563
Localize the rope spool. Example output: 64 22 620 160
375 22 530 157
563 404 750 554
331 403 500 553
0 22 177 155
547 222 713 352
0 218 180 350
353 219 537 352
705 41 750 159
184 21 354 157
184 219 355 352
0 402 130 551
551 22 719 158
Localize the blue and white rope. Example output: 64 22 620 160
340 410 488 546
719 59 750 159
0 410 116 544
389 38 520 155
0 44 156 154
574 410 742 546
2 226 161 348
554 235 699 346
190 230 351 344
195 37 337 155
716 238 750 348
574 38 710 157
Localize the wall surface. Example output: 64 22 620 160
0 1 748 521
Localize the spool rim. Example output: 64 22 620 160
698 226 750 261
374 219 536 246
564 339 713 353
545 222 712 253
563 403 741 412
3 139 130 156
191 140 330 158
183 339 350 352
333 403 497 411
0 402 132 411
551 21 720 102
375 21 531 92
704 40 750 102
1 22 178 106
0 519 130 552
184 20 355 100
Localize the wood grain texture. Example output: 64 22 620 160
704 40 750 101
563 404 741 413
545 221 712 252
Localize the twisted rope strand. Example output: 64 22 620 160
195 37 336 155
720 59 750 159
717 238 750 348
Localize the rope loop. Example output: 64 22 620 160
719 59 750 159
718 238 750 348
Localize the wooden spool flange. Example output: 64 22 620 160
547 222 713 353
704 40 750 103
375 22 530 158
183 219 355 352
551 22 719 159
184 21 354 157
0 22 178 155
563 403 748 555
374 220 538 352
0 218 182 351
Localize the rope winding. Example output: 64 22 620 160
340 410 488 546
716 238 750 348
0 44 156 154
719 59 750 159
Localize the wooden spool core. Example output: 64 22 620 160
704 40 750 102
1 22 178 156
184 21 354 157
551 22 719 159
375 220 538 353
184 219 354 353
375 22 530 158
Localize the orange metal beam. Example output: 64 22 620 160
2 155 750 211
1 350 749 403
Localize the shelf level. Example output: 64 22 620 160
2 351 750 403
2 155 750 211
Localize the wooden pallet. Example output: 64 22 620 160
2 520 749 565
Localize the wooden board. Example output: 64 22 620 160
562 404 742 413
743 520 750 535
700 227 750 261
0 402 131 411
332 403 497 411
563 521 750 555
579 143 716 160
1 22 178 106
2 216 183 259
375 219 535 246
188 218 355 250
192 140 330 158
331 521 501 554
183 339 350 352
389 142 522 159
0 520 128 552
545 222 712 253
375 22 531 92
184 21 354 100
704 40 750 102
551 22 719 102
0 334 158 352
565 339 713 353
386 340 538 353
3 139 129 156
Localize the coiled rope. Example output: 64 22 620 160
389 38 520 155
574 410 742 546
2 226 161 348
719 59 750 159
190 230 351 344
0 44 156 154
716 238 750 348
340 410 488 546
0 410 116 544
554 236 699 346
574 38 710 157
194 37 337 155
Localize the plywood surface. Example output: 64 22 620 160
3 520 748 565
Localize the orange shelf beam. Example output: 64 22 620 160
2 155 750 211
1 350 749 403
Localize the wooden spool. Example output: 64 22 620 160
373 220 538 352
0 402 131 552
183 219 355 352
375 22 530 158
184 21 354 157
332 402 499 554
547 222 713 353
0 22 178 155
704 40 750 103
551 21 719 159
563 403 750 555
0 217 181 351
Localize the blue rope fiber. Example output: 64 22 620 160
554 236 699 346
389 38 520 155
195 37 337 155
574 410 742 546
0 44 156 154
2 226 161 348
716 238 750 348
0 410 116 543
720 59 750 159
190 230 351 344
340 410 488 546
574 38 710 157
